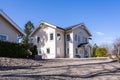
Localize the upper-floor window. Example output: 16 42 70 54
82 37 88 43
57 33 61 40
82 37 84 43
37 37 40 43
50 33 53 40
75 34 77 41
78 36 81 43
79 31 83 35
66 34 70 41
0 34 7 41
85 38 88 43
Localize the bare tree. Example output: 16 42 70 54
113 38 120 60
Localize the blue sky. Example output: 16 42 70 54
0 0 120 46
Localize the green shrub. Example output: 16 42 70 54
95 48 107 57
29 45 38 58
0 40 29 58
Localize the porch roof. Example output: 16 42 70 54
78 42 88 47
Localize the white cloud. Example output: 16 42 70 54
96 32 105 36
98 40 113 44
95 37 114 45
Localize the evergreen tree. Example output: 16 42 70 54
22 21 34 44
92 43 98 57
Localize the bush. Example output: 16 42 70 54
29 45 38 58
0 40 29 58
95 48 107 57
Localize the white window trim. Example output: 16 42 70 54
37 36 40 43
50 33 54 41
37 48 41 55
78 35 80 43
0 34 8 41
66 48 69 54
46 48 50 54
66 34 70 41
75 34 77 41
76 48 78 54
36 36 40 43
57 33 61 41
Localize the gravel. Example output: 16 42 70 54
0 57 120 80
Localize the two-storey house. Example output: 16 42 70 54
30 21 92 59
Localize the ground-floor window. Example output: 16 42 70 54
66 48 69 54
76 48 78 54
46 48 50 54
37 48 41 55
0 34 8 41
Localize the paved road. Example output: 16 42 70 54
0 58 120 80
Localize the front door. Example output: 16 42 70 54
57 48 61 58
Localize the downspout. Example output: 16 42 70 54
64 30 66 58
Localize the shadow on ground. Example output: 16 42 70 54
1 61 120 79
0 65 42 71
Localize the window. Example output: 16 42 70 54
0 34 7 41
79 31 83 35
85 38 87 43
57 33 60 36
82 37 84 43
37 37 40 43
50 33 53 40
75 34 77 41
57 33 61 40
76 48 78 54
67 48 69 54
46 48 50 54
66 34 70 41
78 36 80 43
37 48 41 55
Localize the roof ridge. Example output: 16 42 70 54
0 10 25 36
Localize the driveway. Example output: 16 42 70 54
0 58 120 80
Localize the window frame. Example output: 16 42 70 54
76 48 78 54
78 36 81 43
37 36 40 43
66 48 69 54
50 33 53 40
85 37 88 43
75 34 77 41
0 34 8 41
37 48 41 55
46 48 50 54
66 34 70 41
57 33 61 40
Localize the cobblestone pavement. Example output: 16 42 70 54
0 58 120 80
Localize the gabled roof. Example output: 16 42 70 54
30 21 64 36
65 23 83 30
0 10 25 36
30 21 92 37
65 23 92 36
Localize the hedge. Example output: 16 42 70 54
0 40 29 58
